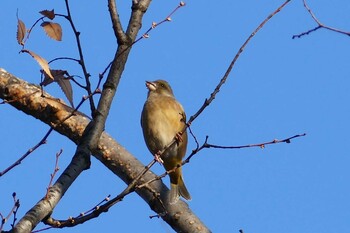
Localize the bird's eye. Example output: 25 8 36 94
160 83 165 88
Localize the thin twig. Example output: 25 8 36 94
43 158 157 227
137 133 306 189
75 195 111 217
0 91 98 177
203 133 306 150
134 1 185 43
0 193 20 231
31 226 52 233
48 57 80 64
100 2 186 78
63 0 95 114
0 128 53 177
189 0 291 125
45 149 63 199
21 16 45 46
293 0 350 38
188 125 200 152
35 194 112 230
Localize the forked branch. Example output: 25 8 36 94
293 0 350 38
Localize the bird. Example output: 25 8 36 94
141 80 191 204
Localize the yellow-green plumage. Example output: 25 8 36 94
141 80 191 203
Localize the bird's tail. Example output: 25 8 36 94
170 175 191 204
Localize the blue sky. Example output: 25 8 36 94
1 0 350 232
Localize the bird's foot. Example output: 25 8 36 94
175 132 183 143
154 151 164 164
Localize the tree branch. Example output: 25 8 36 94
63 0 95 114
189 0 291 124
108 0 127 43
293 0 350 38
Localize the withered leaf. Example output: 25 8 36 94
41 70 57 86
42 69 74 107
56 75 74 108
17 18 26 45
21 49 54 80
41 21 62 41
39 9 55 20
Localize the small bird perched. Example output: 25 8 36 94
141 80 191 204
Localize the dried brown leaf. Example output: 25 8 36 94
17 18 26 45
41 74 55 86
39 9 55 20
41 21 62 41
56 75 74 107
21 49 54 80
41 70 74 107
41 70 57 86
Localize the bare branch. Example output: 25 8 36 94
45 150 63 199
136 133 306 191
0 89 98 177
41 195 112 228
293 0 350 38
133 1 186 44
100 2 185 79
202 133 306 150
0 193 20 232
0 128 53 177
189 0 291 124
41 157 158 228
62 0 95 114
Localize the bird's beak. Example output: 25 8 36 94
145 81 156 91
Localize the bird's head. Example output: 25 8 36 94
146 80 174 97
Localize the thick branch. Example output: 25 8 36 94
88 0 152 155
0 69 210 233
108 0 127 43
